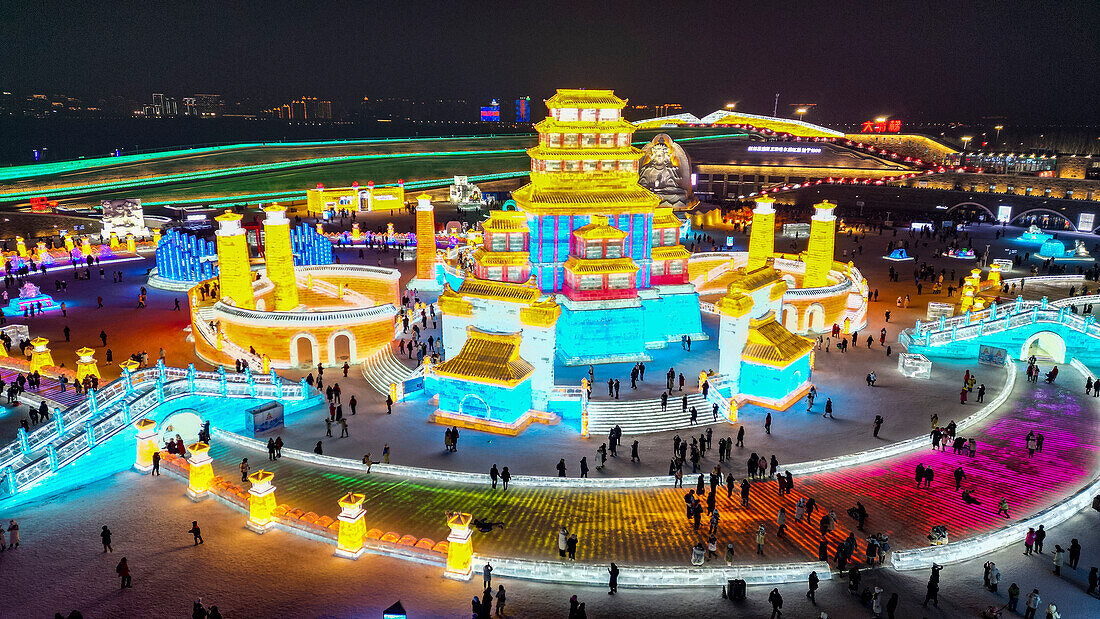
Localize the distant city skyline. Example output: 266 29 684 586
2 2 1098 124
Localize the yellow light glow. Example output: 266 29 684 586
187 442 214 496
134 418 159 472
444 512 474 580
215 213 256 310
336 492 367 555
248 470 277 529
803 201 837 288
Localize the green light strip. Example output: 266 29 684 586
0 148 532 201
0 134 538 183
1 132 748 204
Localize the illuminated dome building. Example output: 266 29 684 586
188 207 401 371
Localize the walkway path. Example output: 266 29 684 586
1 366 86 409
195 369 1098 567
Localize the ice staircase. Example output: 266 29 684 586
1 367 87 410
361 346 417 396
586 392 722 435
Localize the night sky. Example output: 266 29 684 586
3 0 1098 123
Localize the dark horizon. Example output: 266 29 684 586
2 1 1099 124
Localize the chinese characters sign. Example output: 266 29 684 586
861 119 903 133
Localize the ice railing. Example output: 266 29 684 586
212 300 396 324
907 297 1100 347
297 264 401 280
2 369 313 496
475 554 832 588
0 364 303 475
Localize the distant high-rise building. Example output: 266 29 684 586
515 96 531 123
182 97 197 116
480 99 501 122
164 97 178 116
151 93 165 117
193 93 223 117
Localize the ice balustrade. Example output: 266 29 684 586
4 371 312 496
478 554 832 587
212 300 395 324
910 299 1100 348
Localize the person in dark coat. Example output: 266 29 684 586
806 570 819 604
101 525 112 552
116 557 132 588
768 588 783 618
607 563 619 594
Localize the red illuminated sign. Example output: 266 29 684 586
861 119 903 133
29 197 57 212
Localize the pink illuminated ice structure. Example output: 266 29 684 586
4 282 61 314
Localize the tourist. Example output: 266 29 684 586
151 450 161 476
607 563 618 594
339 417 348 437
556 459 567 477
806 570 819 604
823 398 833 418
764 412 772 434
314 441 324 455
567 533 578 561
1035 524 1046 553
580 457 589 478
239 458 249 482
495 585 506 616
116 557 132 588
1052 545 1064 575
1086 567 1098 597
1068 538 1081 569
755 524 766 555
101 525 112 553
274 436 283 458
267 438 276 461
1024 589 1041 619
767 587 783 618
1008 582 1021 611
1024 528 1035 555
188 521 203 545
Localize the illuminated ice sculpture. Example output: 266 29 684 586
898 353 933 379
443 511 474 581
335 492 368 559
245 470 277 533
